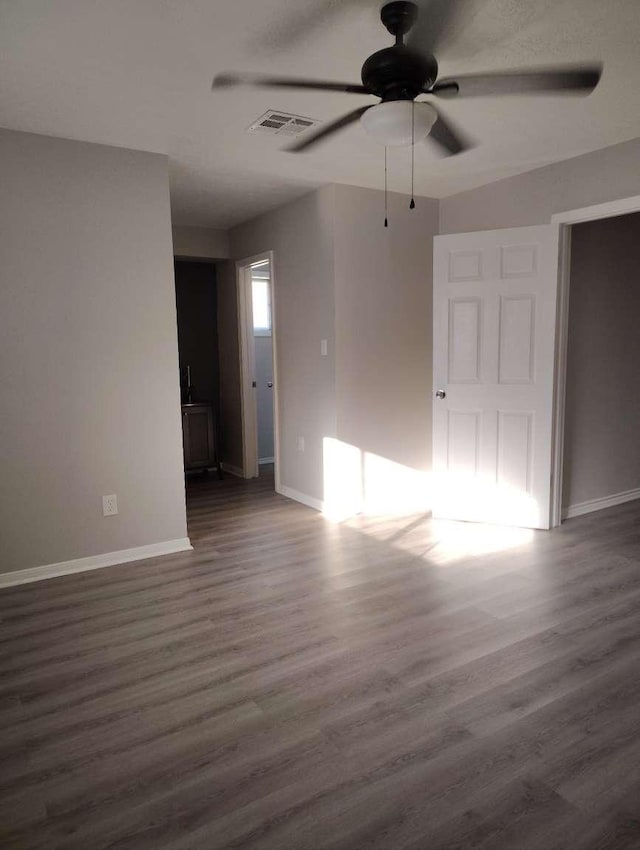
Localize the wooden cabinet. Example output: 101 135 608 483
181 403 220 475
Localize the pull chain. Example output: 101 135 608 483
384 146 388 228
409 100 416 210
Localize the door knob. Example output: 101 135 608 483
435 390 446 399
267 382 273 388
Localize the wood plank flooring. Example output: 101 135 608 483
1 468 640 849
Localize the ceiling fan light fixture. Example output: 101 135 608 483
360 100 437 146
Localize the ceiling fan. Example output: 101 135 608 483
213 0 602 156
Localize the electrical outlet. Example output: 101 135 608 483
102 494 118 516
296 436 305 452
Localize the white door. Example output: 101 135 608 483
432 225 560 529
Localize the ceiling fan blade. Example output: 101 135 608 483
286 106 371 152
431 64 603 98
427 106 472 156
213 72 369 95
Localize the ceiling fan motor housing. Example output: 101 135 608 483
361 45 438 101
380 0 418 37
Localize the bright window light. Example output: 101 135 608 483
251 275 271 335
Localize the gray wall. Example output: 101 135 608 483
439 137 640 234
230 186 337 501
172 225 230 260
228 184 439 508
562 213 640 509
334 185 438 474
0 129 188 574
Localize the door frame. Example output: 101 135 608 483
550 194 640 527
236 250 280 490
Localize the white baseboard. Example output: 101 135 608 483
562 487 640 520
259 457 275 465
0 538 193 589
277 484 324 513
220 462 244 478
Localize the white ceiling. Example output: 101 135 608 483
1 0 639 229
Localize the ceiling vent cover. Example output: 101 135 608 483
247 110 318 137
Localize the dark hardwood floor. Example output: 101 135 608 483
1 468 640 849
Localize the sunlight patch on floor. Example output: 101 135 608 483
322 437 535 566
342 511 534 566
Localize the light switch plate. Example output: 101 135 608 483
320 339 328 356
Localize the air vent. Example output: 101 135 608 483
247 110 318 137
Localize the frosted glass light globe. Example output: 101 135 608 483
360 100 437 146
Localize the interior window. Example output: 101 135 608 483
251 264 271 335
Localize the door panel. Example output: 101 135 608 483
433 225 560 529
188 409 211 465
498 295 536 384
448 298 481 383
497 410 533 493
447 410 480 475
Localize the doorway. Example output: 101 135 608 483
551 195 640 525
236 251 279 488
554 210 640 522
174 259 222 479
